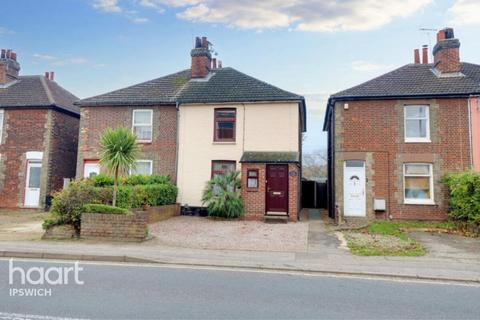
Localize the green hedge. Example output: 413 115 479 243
45 177 177 231
83 204 129 215
91 174 171 187
443 172 480 224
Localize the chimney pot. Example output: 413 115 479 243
50 71 54 81
218 60 222 68
422 45 428 64
11 52 16 61
1 49 5 59
6 49 11 59
201 36 208 48
414 49 420 64
195 37 202 48
212 58 217 69
45 72 49 80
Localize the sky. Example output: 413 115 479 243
1 0 479 153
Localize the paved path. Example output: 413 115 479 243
1 259 479 319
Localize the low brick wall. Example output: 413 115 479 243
138 204 180 224
81 211 148 242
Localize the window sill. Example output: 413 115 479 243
137 140 152 144
213 141 236 145
404 200 436 206
404 139 431 143
246 188 259 192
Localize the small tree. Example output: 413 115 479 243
202 171 243 219
99 128 139 207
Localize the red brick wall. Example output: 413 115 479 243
77 106 177 181
335 98 470 220
81 211 148 242
241 163 299 222
48 110 79 194
0 108 79 208
0 109 49 208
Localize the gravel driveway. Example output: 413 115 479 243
150 216 308 252
0 210 46 240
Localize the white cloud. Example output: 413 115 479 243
0 27 14 35
448 0 480 26
93 0 122 13
92 0 433 31
34 54 89 67
351 60 393 72
175 0 433 31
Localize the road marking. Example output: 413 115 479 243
0 312 88 320
1 257 479 287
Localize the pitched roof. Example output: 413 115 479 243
332 62 480 99
76 67 303 106
76 69 191 106
177 67 304 104
240 151 300 163
0 76 79 115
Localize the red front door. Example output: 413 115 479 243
266 164 289 214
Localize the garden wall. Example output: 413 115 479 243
139 204 180 224
81 211 148 242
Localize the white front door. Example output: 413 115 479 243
24 161 42 207
344 160 366 217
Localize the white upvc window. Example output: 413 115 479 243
404 105 430 142
0 109 4 144
403 163 434 205
132 109 153 142
131 160 153 176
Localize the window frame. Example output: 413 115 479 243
403 163 434 205
213 108 236 142
83 160 100 179
132 109 153 143
246 169 259 189
211 160 236 179
0 109 4 144
404 105 430 143
130 160 153 176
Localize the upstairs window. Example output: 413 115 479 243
133 110 153 142
214 109 236 142
131 160 153 176
404 163 434 204
404 105 430 142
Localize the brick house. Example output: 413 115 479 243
0 49 79 209
76 36 306 221
324 28 480 224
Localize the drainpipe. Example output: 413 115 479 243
175 101 180 185
468 96 474 169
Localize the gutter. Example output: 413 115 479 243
174 101 181 185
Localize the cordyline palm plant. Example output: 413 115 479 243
202 171 244 219
99 128 139 207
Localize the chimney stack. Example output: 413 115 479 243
0 48 20 85
414 49 420 64
422 45 428 64
190 36 212 78
433 27 461 74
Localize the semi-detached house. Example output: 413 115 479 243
76 37 306 221
324 28 480 224
0 49 79 209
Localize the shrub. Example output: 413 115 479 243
48 180 100 232
202 171 243 219
90 174 114 187
123 174 172 186
97 183 178 209
83 204 129 215
443 172 480 224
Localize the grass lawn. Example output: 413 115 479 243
343 220 454 257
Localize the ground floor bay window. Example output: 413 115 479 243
404 163 434 204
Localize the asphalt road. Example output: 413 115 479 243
0 259 479 319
